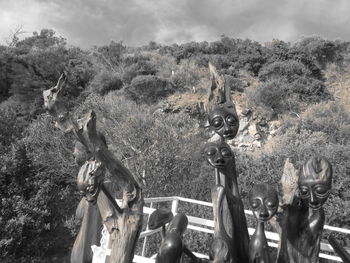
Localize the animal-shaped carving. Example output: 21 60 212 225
328 235 350 263
149 209 201 263
277 156 332 263
249 183 279 263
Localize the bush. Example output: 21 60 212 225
124 75 175 104
89 70 123 95
258 60 311 82
0 115 77 262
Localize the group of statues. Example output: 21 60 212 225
43 64 346 263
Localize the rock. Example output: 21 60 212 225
280 158 299 205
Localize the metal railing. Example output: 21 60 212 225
92 196 350 263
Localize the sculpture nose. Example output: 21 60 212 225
215 158 226 165
259 206 269 219
223 127 233 135
310 192 319 206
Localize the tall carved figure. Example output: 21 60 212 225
276 156 332 263
210 184 237 263
249 183 278 263
205 63 249 263
43 73 144 263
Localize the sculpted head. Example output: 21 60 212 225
206 63 239 140
298 156 332 210
249 183 279 222
208 106 239 140
204 141 234 169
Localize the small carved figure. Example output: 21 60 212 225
249 183 279 263
204 140 250 263
149 209 201 263
328 235 350 263
276 156 332 263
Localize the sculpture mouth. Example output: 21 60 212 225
213 163 226 168
223 133 235 139
309 203 321 210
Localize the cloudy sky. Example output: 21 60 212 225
0 0 349 48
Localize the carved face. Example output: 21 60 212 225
77 161 104 204
298 156 332 210
249 183 278 222
208 106 239 140
204 142 234 168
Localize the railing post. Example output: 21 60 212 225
171 198 179 215
141 202 153 257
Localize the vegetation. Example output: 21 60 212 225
0 30 349 262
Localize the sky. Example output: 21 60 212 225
0 0 349 48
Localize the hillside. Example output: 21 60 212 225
0 30 350 262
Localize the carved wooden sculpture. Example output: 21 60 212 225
204 140 249 263
210 185 237 263
204 63 249 263
249 183 278 263
276 156 332 263
43 73 144 263
206 63 239 140
328 235 350 263
149 209 200 263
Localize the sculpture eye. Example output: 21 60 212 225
265 199 277 208
206 147 217 156
211 117 223 129
299 187 310 197
226 115 237 126
251 200 261 209
314 185 328 195
221 148 232 158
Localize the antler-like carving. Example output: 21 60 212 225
43 73 144 263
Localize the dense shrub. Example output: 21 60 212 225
258 60 312 82
88 70 123 95
124 75 176 104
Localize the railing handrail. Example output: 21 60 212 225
144 196 350 234
91 196 349 262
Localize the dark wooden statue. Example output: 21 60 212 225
249 183 278 263
328 235 350 263
204 140 250 263
210 184 237 263
204 63 249 263
276 156 332 263
43 73 144 263
149 209 200 263
206 63 239 140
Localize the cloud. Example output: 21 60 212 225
0 0 349 48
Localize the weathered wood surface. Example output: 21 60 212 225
44 73 144 263
71 199 102 263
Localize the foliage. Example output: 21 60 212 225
124 75 176 104
88 69 123 95
0 29 350 261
